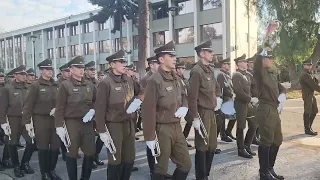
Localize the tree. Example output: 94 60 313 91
88 0 138 50
246 0 320 89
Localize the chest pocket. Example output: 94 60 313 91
10 91 22 105
200 74 214 92
38 87 51 102
158 81 181 110
67 87 83 103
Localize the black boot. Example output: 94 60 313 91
80 155 94 180
94 138 105 166
39 150 52 180
309 113 318 135
171 168 189 180
107 164 120 180
132 166 139 172
225 120 236 140
252 135 260 145
303 113 317 135
165 173 172 179
2 144 13 168
206 150 215 177
195 150 207 180
20 143 35 174
258 146 276 180
0 160 4 171
215 149 221 154
66 156 77 180
244 145 256 156
9 145 24 177
221 134 233 142
147 147 155 177
269 144 284 180
49 150 62 180
237 128 253 158
152 173 165 180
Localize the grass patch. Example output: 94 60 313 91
286 90 320 99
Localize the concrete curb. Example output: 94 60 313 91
0 172 14 180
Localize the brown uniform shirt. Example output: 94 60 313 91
0 81 28 124
217 70 233 102
300 70 320 96
255 68 286 106
140 71 153 89
54 76 96 127
95 71 142 133
188 61 221 119
57 77 67 85
232 69 251 103
247 69 258 97
142 67 188 141
22 77 58 124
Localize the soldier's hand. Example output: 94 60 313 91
56 127 66 142
192 119 201 131
0 123 10 136
50 108 56 116
277 103 283 114
99 133 109 144
82 109 95 123
175 107 188 118
250 97 259 105
146 140 156 155
215 97 223 111
25 123 33 132
126 98 142 114
278 93 286 103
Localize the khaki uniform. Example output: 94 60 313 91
22 77 59 150
143 67 192 175
55 77 96 158
300 70 320 114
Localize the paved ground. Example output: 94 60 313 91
1 97 320 179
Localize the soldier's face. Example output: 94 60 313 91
99 75 105 81
70 66 84 78
14 73 26 82
262 57 274 68
62 70 71 79
40 68 53 78
160 54 177 69
222 63 230 71
303 64 312 71
111 61 127 75
248 62 254 69
85 69 96 78
176 68 185 75
200 50 214 62
150 63 160 72
237 61 248 70
27 75 35 81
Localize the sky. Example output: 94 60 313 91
0 0 98 32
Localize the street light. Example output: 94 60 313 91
30 35 37 76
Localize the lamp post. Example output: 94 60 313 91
168 6 179 42
30 35 37 76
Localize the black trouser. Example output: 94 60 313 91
183 121 192 138
237 118 258 149
216 110 226 137
146 147 155 174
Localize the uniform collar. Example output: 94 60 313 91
39 76 56 86
70 76 87 86
158 66 176 81
198 60 212 73
109 71 128 83
12 80 27 89
236 69 247 75
220 69 230 75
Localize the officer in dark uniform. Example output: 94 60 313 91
22 59 62 180
254 50 286 180
299 59 320 136
95 50 143 180
0 69 6 171
6 70 15 84
84 61 105 169
26 68 36 85
55 56 96 180
0 65 35 178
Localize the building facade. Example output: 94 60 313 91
0 0 258 76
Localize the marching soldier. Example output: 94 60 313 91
55 56 96 180
97 71 105 82
95 50 143 180
0 65 35 178
216 58 234 143
26 68 36 85
188 40 222 180
6 70 15 84
84 61 105 169
22 59 62 180
176 63 193 148
299 59 320 136
143 41 191 180
232 54 258 159
56 73 62 80
254 50 285 180
247 56 260 145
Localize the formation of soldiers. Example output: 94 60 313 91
0 38 318 180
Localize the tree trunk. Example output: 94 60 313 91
306 35 320 70
137 0 149 78
288 63 301 90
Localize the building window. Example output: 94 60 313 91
99 40 110 53
176 0 194 15
178 56 195 70
47 30 53 40
99 22 108 30
175 27 194 44
201 22 223 41
47 48 54 59
57 28 64 38
153 3 169 20
70 45 79 57
114 38 120 51
153 31 169 47
200 0 222 11
84 22 94 33
59 47 65 58
70 25 78 36
133 35 139 49
84 43 94 55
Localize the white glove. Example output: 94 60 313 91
215 97 223 111
250 97 259 105
126 99 142 114
146 140 156 155
99 133 109 144
25 123 33 132
56 127 66 143
1 123 10 136
193 119 201 131
278 103 283 114
278 93 286 103
82 109 95 123
50 108 55 116
175 107 188 118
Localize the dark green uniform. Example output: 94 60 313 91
188 40 221 179
22 59 61 179
0 69 9 171
55 56 96 180
299 59 320 135
0 65 35 178
95 50 143 180
254 51 286 180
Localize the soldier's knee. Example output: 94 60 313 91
181 158 192 172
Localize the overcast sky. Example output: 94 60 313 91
0 0 98 32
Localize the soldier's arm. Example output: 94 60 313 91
0 87 9 124
214 76 222 97
188 70 200 119
134 78 144 101
142 78 159 141
304 74 320 92
22 83 38 125
217 74 225 90
95 80 110 133
91 83 96 109
54 83 68 127
232 73 251 102
178 78 188 108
